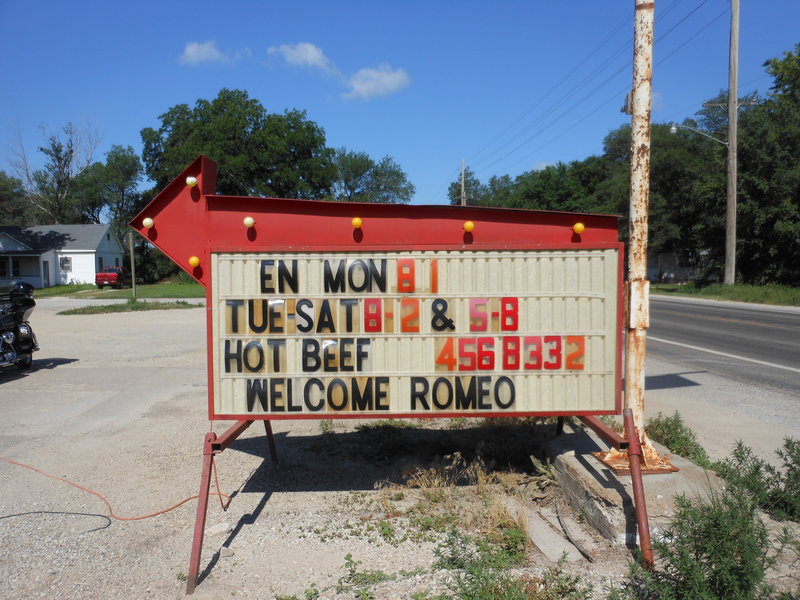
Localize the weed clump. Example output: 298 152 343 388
645 411 712 468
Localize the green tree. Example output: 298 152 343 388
72 145 143 239
447 167 488 206
735 44 800 284
0 171 30 224
330 148 415 204
141 88 335 199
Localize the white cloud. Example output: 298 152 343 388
267 42 338 75
343 64 410 101
179 41 228 65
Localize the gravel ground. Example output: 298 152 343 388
0 299 795 599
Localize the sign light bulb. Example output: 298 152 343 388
352 217 362 229
186 176 198 187
463 221 475 233
243 216 255 228
573 222 585 235
189 256 201 268
142 217 154 229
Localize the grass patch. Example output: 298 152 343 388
34 282 205 299
57 299 198 315
652 283 800 306
436 528 592 600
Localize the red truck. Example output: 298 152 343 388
95 266 132 289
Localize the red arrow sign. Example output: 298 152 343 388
130 156 621 288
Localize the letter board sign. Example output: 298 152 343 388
131 156 623 421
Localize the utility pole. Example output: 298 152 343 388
725 0 740 285
626 0 656 453
128 230 137 302
460 159 466 206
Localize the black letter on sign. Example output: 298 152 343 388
260 260 275 293
246 379 268 412
495 377 515 409
431 299 455 331
375 377 389 410
243 341 264 373
352 378 373 411
302 339 321 372
455 377 477 410
410 377 429 410
278 260 298 293
227 300 244 333
433 378 453 410
248 300 268 334
327 378 348 410
296 299 314 333
477 376 492 410
224 339 242 373
304 378 324 412
324 260 346 293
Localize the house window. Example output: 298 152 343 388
107 233 111 241
98 256 104 271
60 256 72 272
12 259 20 277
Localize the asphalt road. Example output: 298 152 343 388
648 295 800 397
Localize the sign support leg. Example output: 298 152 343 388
187 432 216 595
263 420 278 465
186 419 264 594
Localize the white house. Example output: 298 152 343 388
0 224 124 288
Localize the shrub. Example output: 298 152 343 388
612 485 775 599
713 438 800 521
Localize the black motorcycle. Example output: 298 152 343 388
0 281 39 371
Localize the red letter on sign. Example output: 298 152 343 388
397 259 415 293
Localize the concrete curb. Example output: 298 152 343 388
546 426 722 547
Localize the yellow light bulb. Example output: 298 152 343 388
352 217 362 229
573 222 585 235
142 217 154 229
186 176 198 187
463 221 475 233
243 216 255 228
188 256 200 268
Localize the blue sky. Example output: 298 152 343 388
1 1 798 207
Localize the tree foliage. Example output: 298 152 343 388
0 171 30 225
141 88 335 199
450 44 800 285
331 148 415 204
11 122 100 224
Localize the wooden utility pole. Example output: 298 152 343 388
460 159 466 206
724 0 740 285
128 230 137 302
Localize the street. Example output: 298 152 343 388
648 295 800 395
643 295 799 464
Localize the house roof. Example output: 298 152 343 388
0 224 113 253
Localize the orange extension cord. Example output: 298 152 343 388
0 455 231 521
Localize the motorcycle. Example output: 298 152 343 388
0 281 39 372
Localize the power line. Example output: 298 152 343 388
470 1 727 180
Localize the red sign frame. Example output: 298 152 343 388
131 156 624 421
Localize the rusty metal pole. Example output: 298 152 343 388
626 0 657 456
623 408 654 567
